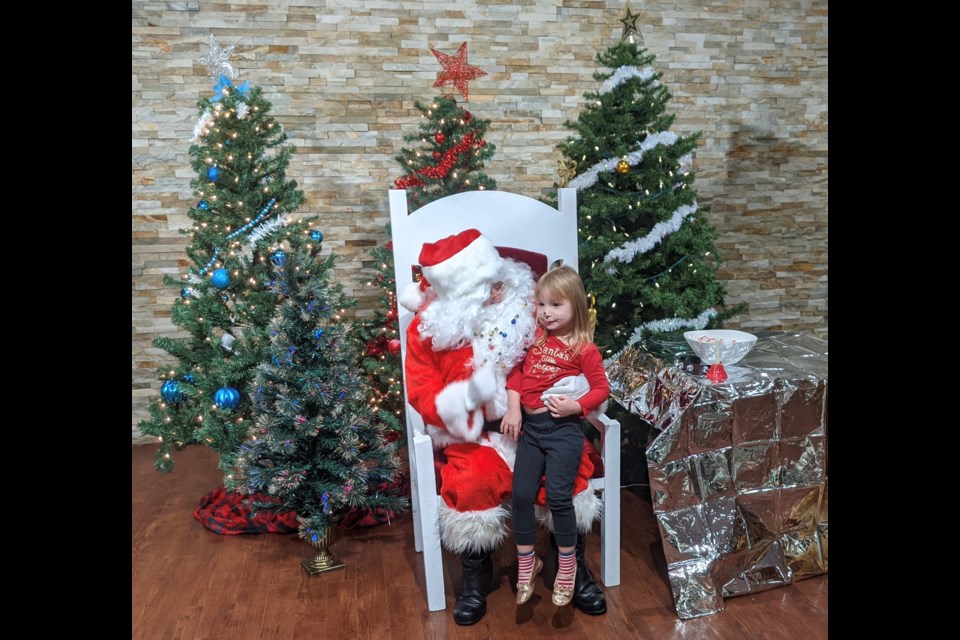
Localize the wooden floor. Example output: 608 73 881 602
133 444 827 640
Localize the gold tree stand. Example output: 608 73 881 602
296 516 345 575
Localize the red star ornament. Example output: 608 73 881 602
431 42 487 101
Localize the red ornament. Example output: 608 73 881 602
435 132 445 144
387 339 401 355
385 240 393 250
386 308 397 321
366 341 383 357
476 139 485 148
463 111 472 123
431 42 487 101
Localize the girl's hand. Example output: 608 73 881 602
544 394 581 418
500 407 522 440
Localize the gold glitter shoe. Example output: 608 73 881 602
516 556 543 605
552 566 577 607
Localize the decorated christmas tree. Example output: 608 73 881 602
355 236 405 429
224 247 408 537
357 42 497 424
549 16 734 358
392 93 497 210
138 35 321 473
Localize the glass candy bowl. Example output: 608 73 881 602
682 330 758 382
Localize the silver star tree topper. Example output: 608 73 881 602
198 33 237 81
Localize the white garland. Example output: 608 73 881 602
599 66 657 95
246 215 289 247
567 131 678 191
604 308 718 366
191 109 212 143
239 215 290 263
236 102 249 120
604 202 698 266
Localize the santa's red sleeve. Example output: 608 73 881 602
404 316 482 440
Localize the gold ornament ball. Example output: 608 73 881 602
616 160 630 174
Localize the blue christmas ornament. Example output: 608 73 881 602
313 328 325 339
182 374 194 383
207 166 220 182
211 268 230 289
214 386 241 410
270 250 287 266
197 199 209 210
310 230 324 243
180 287 194 300
160 380 184 403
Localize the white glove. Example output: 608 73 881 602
466 364 499 410
540 374 590 404
436 380 486 442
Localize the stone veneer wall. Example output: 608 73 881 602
132 0 827 441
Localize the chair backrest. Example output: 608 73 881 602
389 188 579 436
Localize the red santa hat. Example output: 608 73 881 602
398 228 502 311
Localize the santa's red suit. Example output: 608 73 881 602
399 229 601 556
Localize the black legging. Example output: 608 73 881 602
511 410 585 548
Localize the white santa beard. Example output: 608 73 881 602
419 285 491 351
469 292 537 371
421 285 535 363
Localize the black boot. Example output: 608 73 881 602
551 532 608 615
453 548 493 626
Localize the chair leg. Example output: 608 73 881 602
600 418 621 587
413 432 445 611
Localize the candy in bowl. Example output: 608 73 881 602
682 330 758 382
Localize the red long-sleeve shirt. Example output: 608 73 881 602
505 333 609 416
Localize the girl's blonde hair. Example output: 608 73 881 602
534 264 592 355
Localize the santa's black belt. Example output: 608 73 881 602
482 419 502 432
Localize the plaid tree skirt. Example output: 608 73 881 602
193 474 411 535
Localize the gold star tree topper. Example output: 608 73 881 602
619 1 645 44
431 42 487 102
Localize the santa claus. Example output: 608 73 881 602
399 228 607 625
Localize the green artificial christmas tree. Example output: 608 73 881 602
549 35 735 358
355 235 406 429
138 35 321 473
224 247 408 538
392 94 497 210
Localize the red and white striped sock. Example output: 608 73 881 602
517 550 536 584
556 550 577 590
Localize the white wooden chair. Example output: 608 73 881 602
389 188 621 612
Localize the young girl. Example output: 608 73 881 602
501 265 610 607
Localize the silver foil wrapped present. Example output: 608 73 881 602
607 332 828 619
